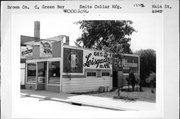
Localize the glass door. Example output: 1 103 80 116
37 62 47 90
27 63 36 84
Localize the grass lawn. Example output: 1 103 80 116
83 87 156 103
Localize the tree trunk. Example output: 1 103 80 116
117 87 120 96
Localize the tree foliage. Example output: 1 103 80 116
135 49 156 86
74 20 135 54
75 20 136 95
146 72 156 88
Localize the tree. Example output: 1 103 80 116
75 20 136 96
134 49 156 88
74 20 135 54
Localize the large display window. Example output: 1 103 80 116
27 63 36 83
48 61 60 84
38 62 46 77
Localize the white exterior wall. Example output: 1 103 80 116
61 45 113 93
61 77 112 93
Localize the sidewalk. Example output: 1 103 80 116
21 89 155 111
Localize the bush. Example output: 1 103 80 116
146 72 156 88
135 49 156 87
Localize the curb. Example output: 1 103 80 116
21 93 137 111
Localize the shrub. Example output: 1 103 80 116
134 49 156 87
146 72 156 88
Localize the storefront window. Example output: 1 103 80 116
38 62 46 77
48 61 60 84
27 63 36 83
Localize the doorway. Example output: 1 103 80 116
36 62 47 90
113 71 118 88
113 71 124 88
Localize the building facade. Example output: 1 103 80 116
20 21 140 93
22 36 112 93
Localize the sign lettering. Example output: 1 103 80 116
21 46 33 58
83 51 110 69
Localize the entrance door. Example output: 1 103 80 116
37 62 47 90
113 71 124 88
113 71 118 88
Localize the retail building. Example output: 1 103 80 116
20 21 140 93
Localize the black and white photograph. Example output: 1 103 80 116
13 14 162 117
1 1 179 119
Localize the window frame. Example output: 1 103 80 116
102 71 111 77
86 71 97 77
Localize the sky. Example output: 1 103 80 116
12 14 163 52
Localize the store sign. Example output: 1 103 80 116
83 50 111 69
21 46 33 58
40 41 53 58
63 48 83 73
119 59 138 68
